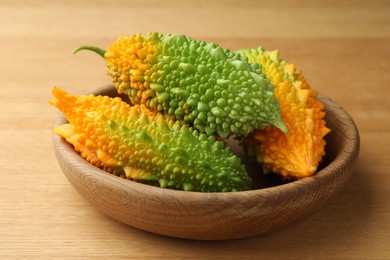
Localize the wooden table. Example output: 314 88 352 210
1 0 389 258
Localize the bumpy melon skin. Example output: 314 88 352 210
103 32 286 138
239 47 330 179
50 87 252 192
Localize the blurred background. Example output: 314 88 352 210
0 0 389 258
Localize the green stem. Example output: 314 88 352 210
73 46 106 58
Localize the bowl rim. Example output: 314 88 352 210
52 85 360 201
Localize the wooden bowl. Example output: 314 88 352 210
52 86 360 240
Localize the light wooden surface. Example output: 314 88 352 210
0 0 389 258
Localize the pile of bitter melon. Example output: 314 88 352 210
50 32 330 192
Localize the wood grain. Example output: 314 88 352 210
0 0 389 257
